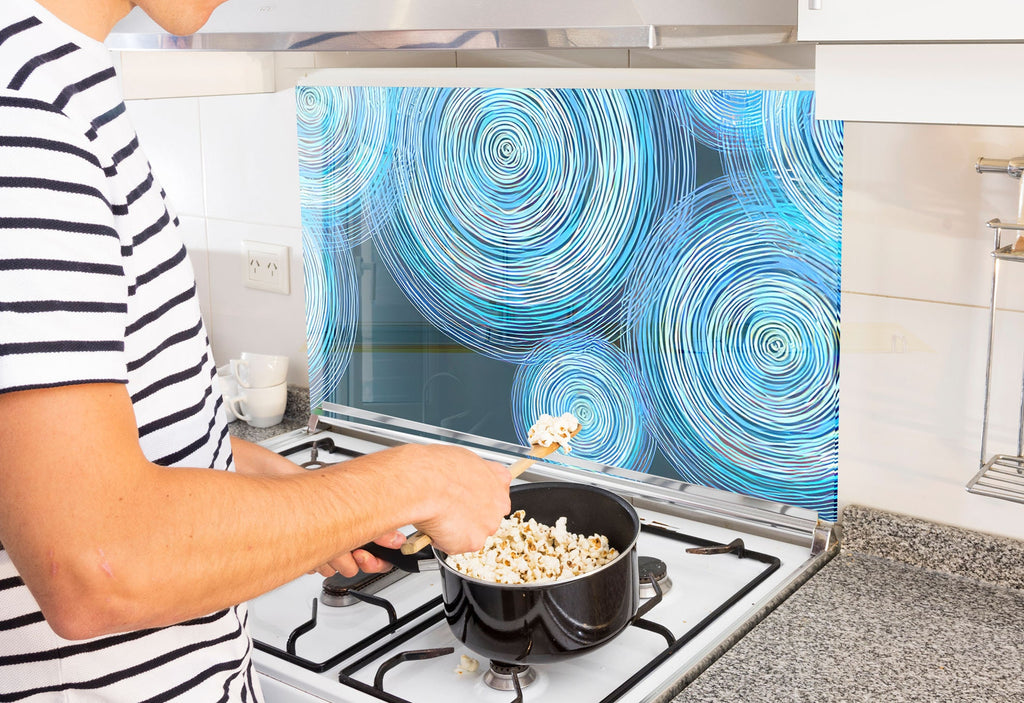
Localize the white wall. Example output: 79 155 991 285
841 122 1024 540
125 81 1024 540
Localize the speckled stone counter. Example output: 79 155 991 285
227 385 310 443
672 506 1024 702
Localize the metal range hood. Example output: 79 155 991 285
106 0 797 53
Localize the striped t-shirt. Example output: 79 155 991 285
0 0 262 699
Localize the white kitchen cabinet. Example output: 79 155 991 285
801 0 1024 126
798 0 1024 42
813 43 1024 126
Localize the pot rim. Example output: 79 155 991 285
433 481 640 589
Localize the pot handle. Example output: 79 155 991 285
359 542 438 573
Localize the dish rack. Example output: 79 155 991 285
968 156 1024 504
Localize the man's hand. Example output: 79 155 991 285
404 444 512 556
312 530 406 578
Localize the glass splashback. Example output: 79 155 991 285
297 85 842 520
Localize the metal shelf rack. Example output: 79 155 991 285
969 156 1024 504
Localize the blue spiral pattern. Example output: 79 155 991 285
303 237 359 410
663 89 765 151
510 335 655 473
626 176 838 516
666 90 843 245
372 87 694 363
724 91 843 240
296 86 397 250
759 91 843 240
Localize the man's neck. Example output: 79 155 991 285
34 0 134 41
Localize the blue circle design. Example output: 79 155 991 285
511 335 655 473
304 237 358 410
627 177 838 515
372 87 694 363
296 85 397 250
718 90 843 241
663 89 765 151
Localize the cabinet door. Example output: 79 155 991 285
799 0 1024 41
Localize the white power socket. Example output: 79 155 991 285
242 240 290 294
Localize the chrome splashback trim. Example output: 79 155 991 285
310 403 836 555
109 27 654 52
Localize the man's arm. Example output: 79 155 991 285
0 382 510 640
230 435 404 576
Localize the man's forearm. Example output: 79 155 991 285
79 445 428 635
231 434 305 477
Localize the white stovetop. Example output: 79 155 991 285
248 424 825 703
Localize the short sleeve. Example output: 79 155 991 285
0 93 129 394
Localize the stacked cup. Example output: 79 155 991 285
222 352 289 428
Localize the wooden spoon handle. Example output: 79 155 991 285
507 439 571 479
399 427 580 555
400 530 435 555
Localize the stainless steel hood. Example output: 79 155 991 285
106 0 797 53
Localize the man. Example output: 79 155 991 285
0 0 512 699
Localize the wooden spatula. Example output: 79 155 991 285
398 424 581 555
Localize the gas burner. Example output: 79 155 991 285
301 440 339 469
276 437 363 470
638 555 673 599
320 567 407 607
483 661 538 691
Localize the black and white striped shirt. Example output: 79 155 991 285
0 0 261 699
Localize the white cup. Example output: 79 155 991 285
226 382 288 428
231 352 288 389
216 364 239 421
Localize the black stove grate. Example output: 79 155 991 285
254 596 444 675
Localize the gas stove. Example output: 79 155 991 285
249 406 836 703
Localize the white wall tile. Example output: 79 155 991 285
204 218 308 387
274 51 458 91
314 51 457 69
455 50 628 69
119 52 275 100
840 292 1024 540
302 67 813 91
843 121 1024 309
125 97 205 217
629 45 814 70
198 91 301 228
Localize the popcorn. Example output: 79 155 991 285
454 654 479 675
445 510 618 584
527 412 580 453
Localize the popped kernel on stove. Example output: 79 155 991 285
445 510 618 584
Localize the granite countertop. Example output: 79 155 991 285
227 385 310 443
672 505 1024 702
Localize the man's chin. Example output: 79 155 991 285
137 2 220 37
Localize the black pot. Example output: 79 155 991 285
364 482 645 664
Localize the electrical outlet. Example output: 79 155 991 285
242 241 290 294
